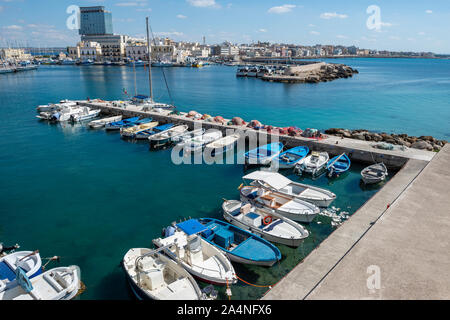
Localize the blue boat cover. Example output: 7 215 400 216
16 267 33 293
0 261 16 281
177 219 207 236
134 95 149 100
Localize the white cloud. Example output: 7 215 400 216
389 36 400 40
320 12 348 19
155 31 184 37
425 10 432 14
336 35 347 39
308 24 315 27
4 25 22 30
258 29 267 33
379 22 393 27
310 31 320 35
418 32 426 36
268 4 296 14
187 0 220 8
0 6 3 13
116 1 147 7
176 14 187 19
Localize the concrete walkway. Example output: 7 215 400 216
263 144 450 300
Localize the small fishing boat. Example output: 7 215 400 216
247 67 258 77
88 115 122 129
134 123 174 140
196 218 281 266
153 223 237 286
0 265 81 300
361 163 388 185
36 100 76 113
104 116 141 131
148 125 189 149
327 153 351 178
70 107 101 122
244 142 284 166
236 67 249 77
240 186 319 223
50 106 84 122
121 248 204 300
295 151 329 175
0 251 42 292
171 128 205 144
180 131 223 154
222 200 309 247
120 121 159 139
272 146 309 169
243 171 336 207
204 134 240 156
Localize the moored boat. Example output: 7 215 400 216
148 125 189 149
222 200 309 247
272 146 309 169
196 218 281 266
0 251 42 292
120 121 159 139
295 151 329 175
361 162 388 185
244 142 284 166
104 116 141 131
70 107 101 122
242 171 336 207
327 153 351 178
204 134 240 156
180 130 223 154
240 185 319 223
171 128 205 144
88 115 122 129
134 123 174 140
153 223 237 286
121 248 204 300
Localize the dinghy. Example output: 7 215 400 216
245 142 284 166
243 171 336 207
361 162 388 185
171 128 205 144
327 153 351 177
0 265 81 300
122 248 204 300
70 107 101 122
134 123 173 140
240 186 319 223
120 121 159 139
222 200 309 247
88 115 122 129
153 223 236 286
196 218 281 266
104 116 142 131
180 131 223 154
204 134 240 156
148 125 189 149
0 251 42 292
295 151 329 175
272 146 309 169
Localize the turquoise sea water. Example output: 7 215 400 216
0 58 448 300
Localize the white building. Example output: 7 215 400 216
68 41 102 61
80 34 128 62
0 48 32 61
126 45 148 61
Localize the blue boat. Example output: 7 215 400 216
195 218 281 267
244 142 284 166
327 153 351 177
272 146 309 169
104 117 146 131
0 251 42 292
135 123 174 140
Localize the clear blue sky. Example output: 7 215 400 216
1 0 449 53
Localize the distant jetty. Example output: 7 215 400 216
325 128 447 152
261 62 358 84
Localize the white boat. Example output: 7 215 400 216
0 251 42 292
222 200 309 247
50 106 84 122
120 121 159 139
36 100 76 113
247 67 258 77
0 266 81 300
70 107 101 122
236 67 248 77
295 151 329 175
153 229 236 286
148 125 189 149
240 186 319 223
88 115 122 129
361 163 388 185
180 131 223 154
243 171 336 207
204 133 240 156
121 248 204 300
171 128 205 144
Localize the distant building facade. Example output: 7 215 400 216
0 48 32 61
79 6 113 36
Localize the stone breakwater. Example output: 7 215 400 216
325 128 447 152
262 63 359 84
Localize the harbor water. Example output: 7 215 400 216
0 58 448 299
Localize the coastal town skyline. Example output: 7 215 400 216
0 0 449 54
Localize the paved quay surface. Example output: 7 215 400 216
263 144 450 300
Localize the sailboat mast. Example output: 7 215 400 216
145 17 153 101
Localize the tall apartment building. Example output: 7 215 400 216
79 6 113 36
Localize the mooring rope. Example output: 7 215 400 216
234 273 274 288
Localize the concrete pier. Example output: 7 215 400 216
77 100 435 169
262 144 450 300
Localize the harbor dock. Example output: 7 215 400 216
262 144 450 300
77 100 435 169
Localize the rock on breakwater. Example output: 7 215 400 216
325 128 447 152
